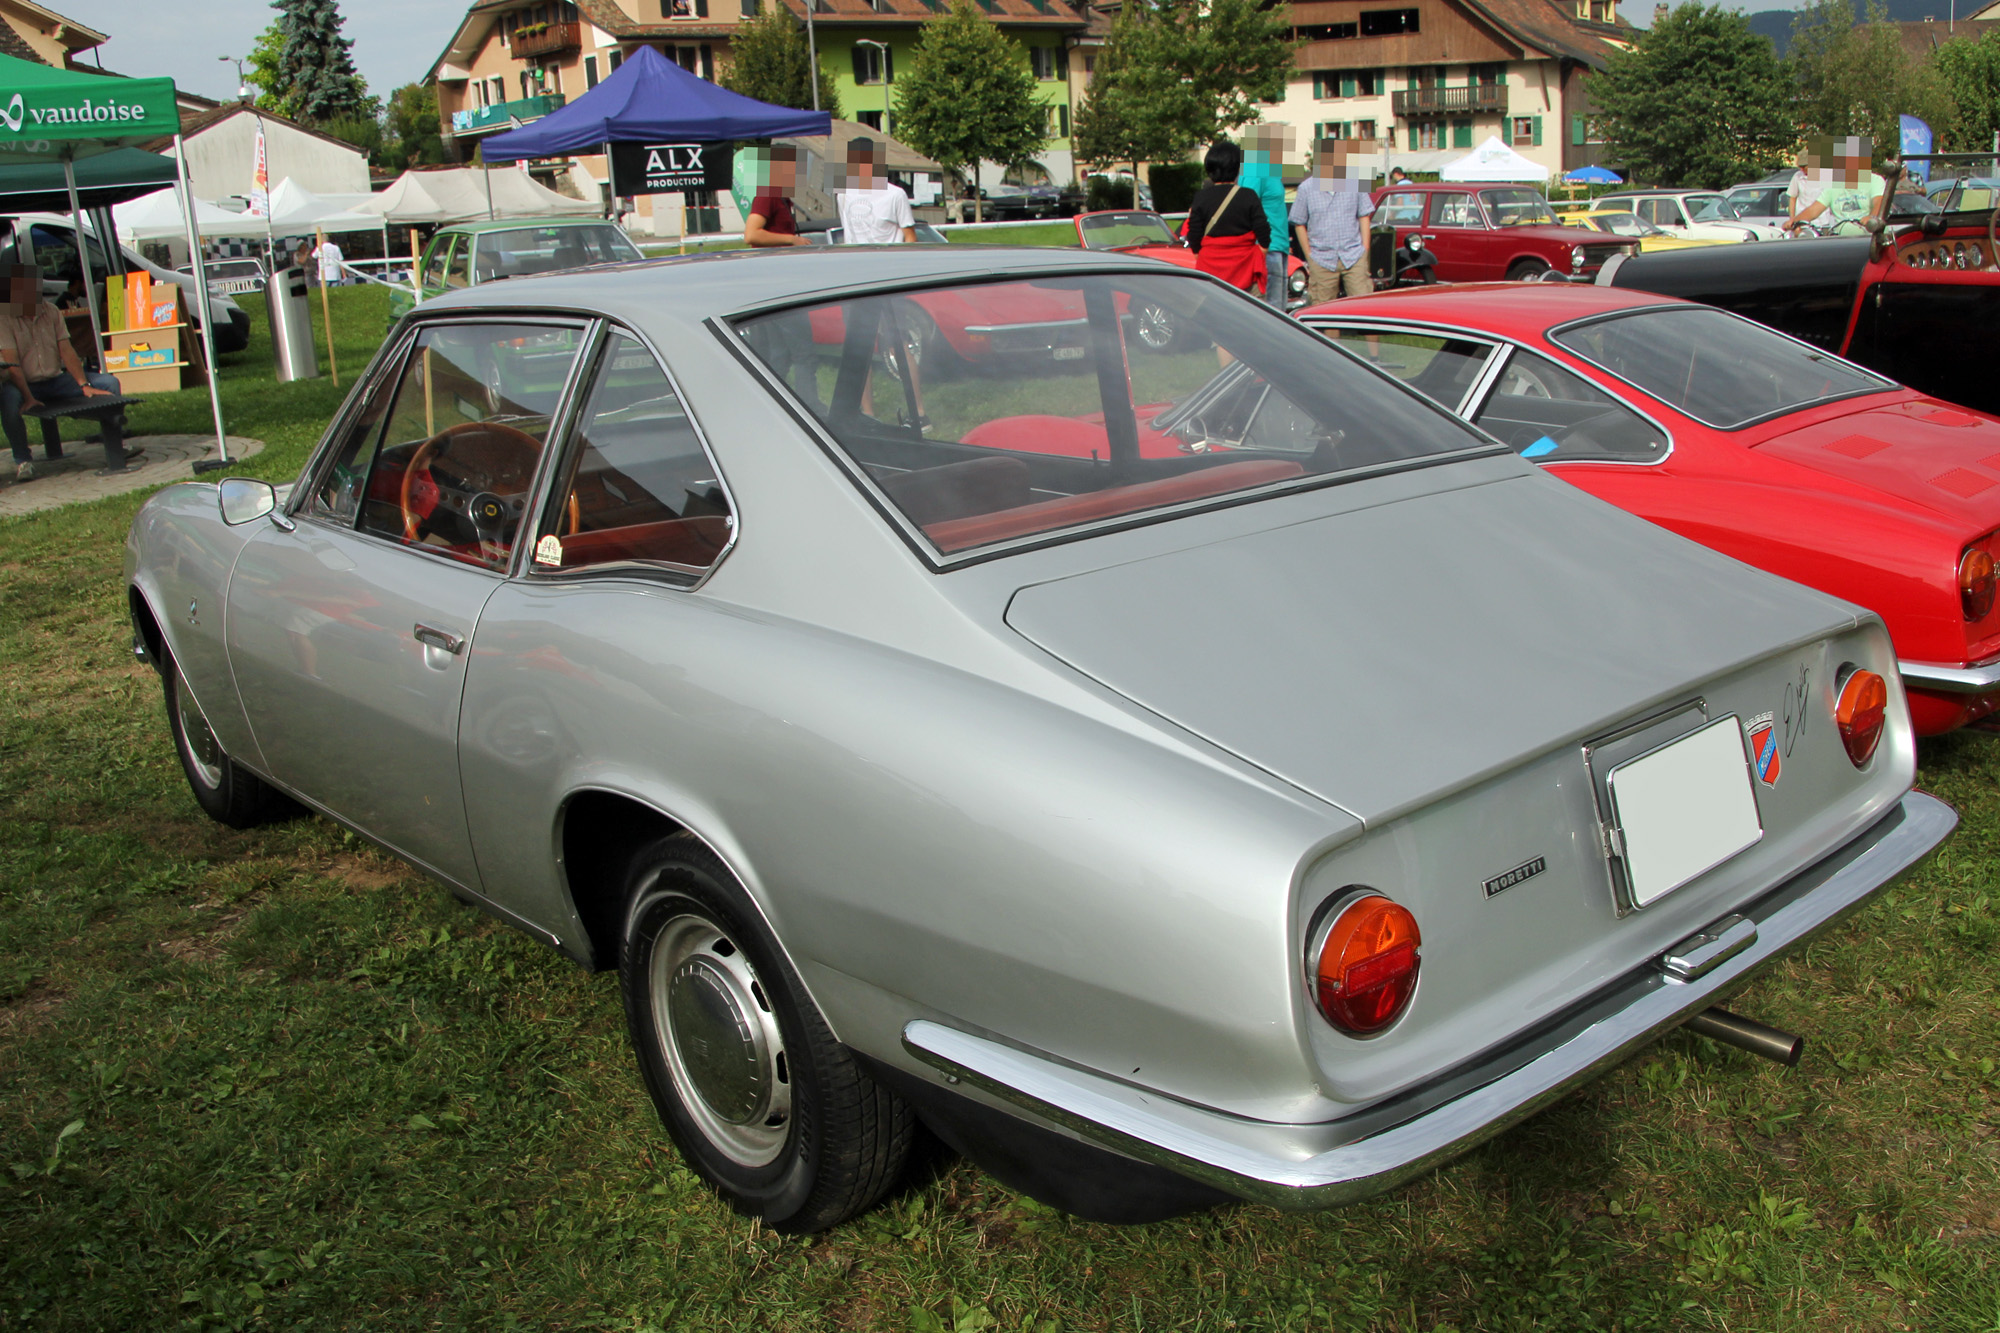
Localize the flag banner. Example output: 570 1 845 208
249 124 270 216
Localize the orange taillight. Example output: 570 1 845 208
1960 548 1996 621
1312 894 1421 1035
1835 667 1888 767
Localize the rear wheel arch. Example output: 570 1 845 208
128 584 166 673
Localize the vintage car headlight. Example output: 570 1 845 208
1406 233 1424 253
1960 546 1995 619
1739 231 1755 242
1309 892 1421 1035
1834 666 1889 767
1570 245 1587 273
1289 266 1307 297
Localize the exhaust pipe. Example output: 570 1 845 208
1683 1008 1804 1066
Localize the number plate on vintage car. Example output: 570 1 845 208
1606 717 1763 908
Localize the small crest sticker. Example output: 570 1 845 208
1746 711 1781 786
533 533 564 567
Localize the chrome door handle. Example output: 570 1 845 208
413 624 464 655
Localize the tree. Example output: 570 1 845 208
1932 29 2000 153
244 23 292 115
273 0 373 124
1131 0 1295 147
722 2 841 118
382 82 449 172
1590 4 1796 188
1072 5 1186 175
893 0 1048 222
1790 0 1955 164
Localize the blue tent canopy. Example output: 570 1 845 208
482 46 831 162
1562 165 1623 185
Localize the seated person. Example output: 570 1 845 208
0 263 131 480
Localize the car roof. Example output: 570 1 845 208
1600 188 1721 197
1301 280 1683 330
418 245 1186 327
438 217 620 236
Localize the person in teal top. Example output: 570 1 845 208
1241 125 1295 307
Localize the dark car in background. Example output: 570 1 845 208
1370 184 1635 282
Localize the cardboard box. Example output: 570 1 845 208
128 347 175 369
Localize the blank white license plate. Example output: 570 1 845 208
1607 717 1763 908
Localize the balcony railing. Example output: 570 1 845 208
1390 84 1507 117
512 20 581 58
450 92 566 135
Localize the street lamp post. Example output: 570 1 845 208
805 0 819 112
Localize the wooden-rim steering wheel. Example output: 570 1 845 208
398 420 578 548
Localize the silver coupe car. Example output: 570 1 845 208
125 246 1954 1232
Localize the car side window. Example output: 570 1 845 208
328 322 585 568
1318 327 1497 411
1429 193 1477 227
1376 191 1425 227
421 237 451 290
1472 348 1668 464
443 239 473 289
531 332 733 577
307 351 406 524
1636 200 1666 227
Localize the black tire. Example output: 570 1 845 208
619 834 913 1232
162 650 302 829
1507 258 1553 282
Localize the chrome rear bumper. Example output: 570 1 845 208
904 789 1955 1209
1898 657 2000 694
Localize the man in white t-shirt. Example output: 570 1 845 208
835 138 916 244
313 237 346 286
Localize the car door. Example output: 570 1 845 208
1422 192 1480 280
457 327 739 939
225 317 588 889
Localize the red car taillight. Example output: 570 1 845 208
1835 666 1888 767
1311 894 1421 1035
1960 547 1995 621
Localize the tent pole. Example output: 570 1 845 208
484 161 495 220
174 133 230 466
60 156 105 365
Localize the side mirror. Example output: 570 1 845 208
218 477 277 526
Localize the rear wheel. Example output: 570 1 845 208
619 834 913 1232
1507 258 1552 281
163 651 301 828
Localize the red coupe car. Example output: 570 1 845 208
1300 283 2000 735
1076 209 1310 316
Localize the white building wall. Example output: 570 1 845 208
171 112 371 202
1501 61 1566 180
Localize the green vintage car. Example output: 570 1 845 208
390 218 644 324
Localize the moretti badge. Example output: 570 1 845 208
609 140 732 196
1745 711 1781 786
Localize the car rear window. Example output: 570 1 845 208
1551 306 1892 429
733 272 1492 557
470 225 642 281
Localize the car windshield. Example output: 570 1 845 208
1551 306 1893 429
1684 194 1740 222
1077 212 1178 250
470 225 642 281
1588 212 1659 238
733 272 1491 556
1482 189 1556 227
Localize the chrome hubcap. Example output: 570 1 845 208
174 673 225 790
650 913 791 1167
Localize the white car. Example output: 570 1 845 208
0 213 251 353
1595 191 1784 243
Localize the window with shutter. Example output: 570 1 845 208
584 55 598 88
1340 73 1355 97
885 46 894 81
1531 115 1542 146
1571 115 1584 145
1452 118 1472 148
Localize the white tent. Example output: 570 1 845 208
112 185 269 242
1439 137 1551 183
268 177 384 236
359 167 599 225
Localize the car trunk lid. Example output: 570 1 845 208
1750 397 2000 532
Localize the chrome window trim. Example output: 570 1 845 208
1546 304 1897 433
1306 314 1679 468
290 322 423 519
288 313 597 571
516 317 741 593
1304 319 1506 416
712 276 1508 572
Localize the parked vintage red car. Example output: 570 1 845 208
1075 209 1309 311
1599 213 2000 415
1302 282 2000 735
1369 183 1635 283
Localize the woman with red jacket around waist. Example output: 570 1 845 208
1183 140 1271 296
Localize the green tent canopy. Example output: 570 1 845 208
0 147 177 211
0 55 179 164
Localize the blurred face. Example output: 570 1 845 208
6 267 36 311
768 151 797 194
1314 138 1376 179
846 145 884 186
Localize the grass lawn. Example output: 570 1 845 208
2 286 1998 1331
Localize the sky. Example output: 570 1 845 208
91 0 469 104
